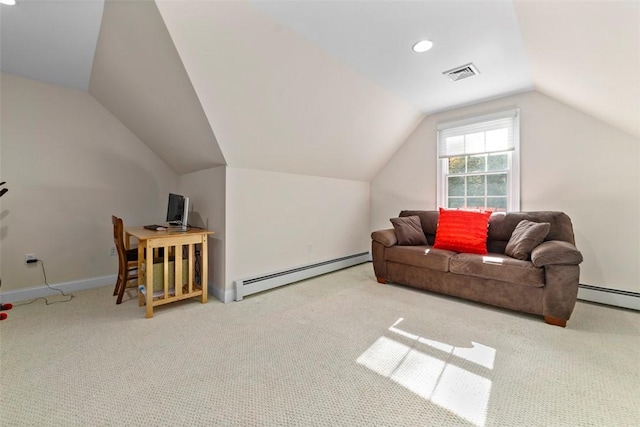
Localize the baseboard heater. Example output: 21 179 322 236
578 284 640 311
234 252 370 301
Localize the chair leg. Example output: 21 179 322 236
116 273 128 305
113 274 122 296
117 271 139 305
116 285 126 305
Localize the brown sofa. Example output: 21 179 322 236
371 210 583 327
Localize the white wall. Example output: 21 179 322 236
226 167 370 297
0 73 178 292
178 166 226 300
371 90 640 293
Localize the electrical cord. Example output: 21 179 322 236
15 260 75 306
194 250 202 285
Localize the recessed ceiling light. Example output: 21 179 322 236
412 40 433 53
0 0 17 5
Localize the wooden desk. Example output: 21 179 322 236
124 226 213 318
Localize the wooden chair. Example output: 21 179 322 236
112 215 138 304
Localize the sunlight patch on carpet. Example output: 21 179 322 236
357 318 495 426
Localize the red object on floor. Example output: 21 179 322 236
0 312 6 321
1 303 12 311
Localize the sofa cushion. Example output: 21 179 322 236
505 220 551 260
385 246 456 272
450 253 545 287
488 211 576 245
399 210 439 244
390 216 428 245
433 208 491 254
531 241 583 267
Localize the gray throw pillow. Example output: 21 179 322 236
505 220 551 260
390 216 428 246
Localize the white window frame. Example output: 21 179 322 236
436 109 520 212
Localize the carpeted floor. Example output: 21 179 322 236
1 263 638 426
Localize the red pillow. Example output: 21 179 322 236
433 208 491 254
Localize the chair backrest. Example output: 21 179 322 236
112 215 128 272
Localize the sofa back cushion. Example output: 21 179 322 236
390 216 428 245
505 220 551 260
399 210 576 255
399 210 439 244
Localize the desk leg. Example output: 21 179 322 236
145 240 154 319
201 236 208 304
137 244 145 307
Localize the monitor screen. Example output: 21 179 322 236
166 193 184 224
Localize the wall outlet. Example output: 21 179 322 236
24 253 37 264
109 246 117 256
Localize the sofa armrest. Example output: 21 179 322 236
531 240 583 267
371 229 397 248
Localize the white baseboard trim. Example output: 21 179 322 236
578 284 640 311
0 276 234 305
234 252 370 301
0 274 117 303
208 282 234 303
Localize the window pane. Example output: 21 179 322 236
467 155 485 173
467 197 485 209
448 176 465 196
467 175 485 196
437 110 519 212
487 153 507 171
487 174 507 196
487 197 507 211
448 156 466 174
448 198 464 208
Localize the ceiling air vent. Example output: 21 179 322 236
443 63 480 81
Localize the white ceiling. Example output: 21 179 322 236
1 0 638 177
250 0 534 114
155 0 424 181
513 0 639 139
1 0 536 113
88 0 226 175
0 0 104 91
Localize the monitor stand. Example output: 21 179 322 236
167 221 187 231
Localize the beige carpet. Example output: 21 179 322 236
1 263 639 426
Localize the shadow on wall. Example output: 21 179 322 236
0 209 8 241
187 210 225 300
573 228 604 285
188 211 205 229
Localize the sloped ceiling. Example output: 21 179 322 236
0 0 103 91
514 0 639 138
155 0 423 181
88 0 225 175
1 0 638 179
250 0 534 115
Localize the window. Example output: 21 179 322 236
436 109 520 212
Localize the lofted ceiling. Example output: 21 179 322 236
0 0 103 91
250 0 534 115
88 0 226 175
1 0 638 179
